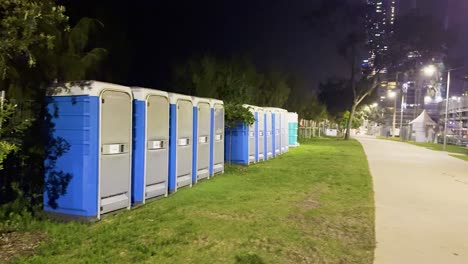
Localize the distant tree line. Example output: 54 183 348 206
171 54 327 121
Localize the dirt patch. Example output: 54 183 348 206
299 199 321 210
0 231 46 262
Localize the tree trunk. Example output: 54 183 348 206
344 103 356 140
344 43 357 141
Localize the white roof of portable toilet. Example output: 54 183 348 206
243 104 258 113
192 96 211 105
288 112 298 123
409 110 436 126
47 80 132 97
131 87 169 100
263 107 282 113
168 93 194 105
209 98 224 107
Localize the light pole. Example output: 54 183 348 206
395 72 404 130
443 68 465 150
452 96 462 140
388 91 397 137
423 65 465 150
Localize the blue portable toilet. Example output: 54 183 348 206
44 81 133 220
280 109 289 153
210 99 225 175
169 93 194 192
265 108 281 157
131 87 169 205
225 105 257 165
288 112 299 147
264 108 273 159
192 97 211 183
256 107 265 162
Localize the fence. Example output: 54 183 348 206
298 120 342 139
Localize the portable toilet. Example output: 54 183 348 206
245 104 257 164
169 93 193 192
44 81 132 220
264 108 273 159
256 107 265 162
224 105 256 165
192 97 211 183
131 87 169 204
265 108 281 157
280 109 289 153
210 99 225 175
288 112 299 147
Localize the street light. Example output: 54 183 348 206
451 96 463 139
423 65 437 77
424 65 465 150
387 91 397 137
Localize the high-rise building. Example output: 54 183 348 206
362 0 397 71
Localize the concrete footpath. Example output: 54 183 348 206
356 136 468 264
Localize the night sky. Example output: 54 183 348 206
61 0 468 94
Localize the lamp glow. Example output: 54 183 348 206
423 65 437 77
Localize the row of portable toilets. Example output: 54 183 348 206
225 105 299 165
43 81 299 220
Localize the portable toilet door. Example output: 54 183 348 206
245 105 257 164
266 108 281 157
265 109 273 159
131 87 169 204
274 109 281 156
44 81 132 220
169 93 193 192
280 109 289 153
192 97 211 183
288 112 299 147
210 99 225 175
256 107 265 162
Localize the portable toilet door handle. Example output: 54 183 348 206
147 140 166 150
178 138 190 146
102 143 128 155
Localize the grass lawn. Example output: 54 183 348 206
450 154 468 162
8 138 375 264
377 136 468 157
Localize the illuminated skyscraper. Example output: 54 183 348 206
362 0 397 71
